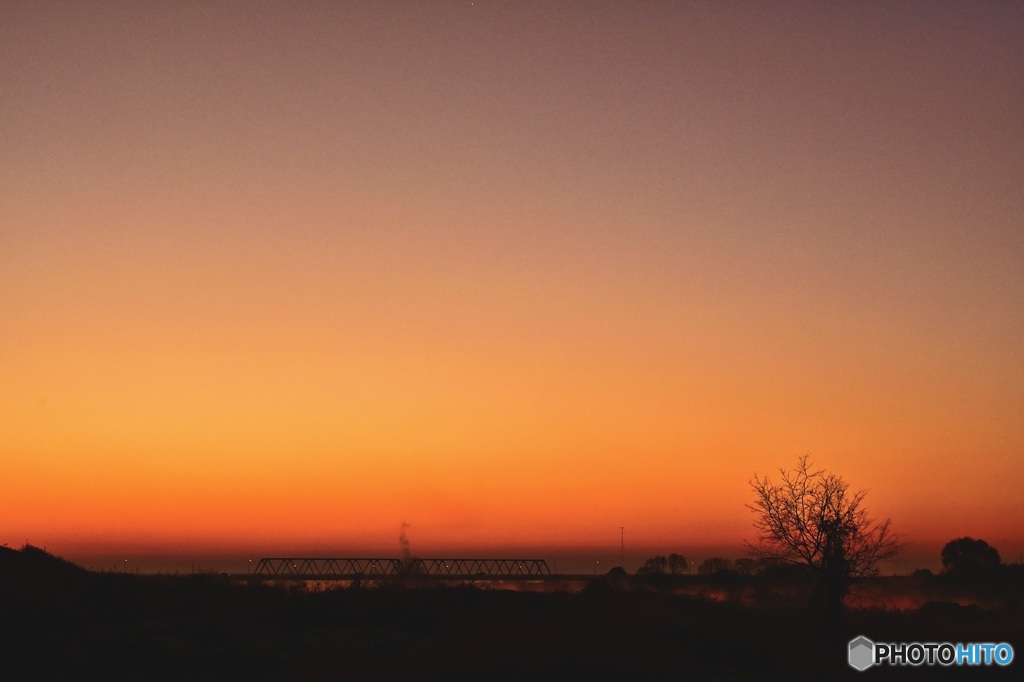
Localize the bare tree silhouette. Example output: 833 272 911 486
636 555 668 575
747 455 903 613
697 557 733 576
668 553 689 575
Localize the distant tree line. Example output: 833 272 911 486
636 537 1006 582
635 553 687 575
635 555 786 577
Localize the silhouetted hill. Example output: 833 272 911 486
0 544 88 578
0 544 93 621
0 543 89 594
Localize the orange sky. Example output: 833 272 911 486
2 1 1022 572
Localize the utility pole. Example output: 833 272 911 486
620 526 624 568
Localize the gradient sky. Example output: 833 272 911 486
2 1 1022 571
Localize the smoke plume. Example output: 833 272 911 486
399 522 412 567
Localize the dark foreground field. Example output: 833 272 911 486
2 546 1021 681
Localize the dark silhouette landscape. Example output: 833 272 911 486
2 541 1021 680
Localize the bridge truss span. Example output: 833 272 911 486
415 558 551 577
253 558 405 578
251 557 552 581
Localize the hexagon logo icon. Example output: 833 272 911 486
849 635 875 671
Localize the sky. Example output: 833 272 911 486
2 1 1023 573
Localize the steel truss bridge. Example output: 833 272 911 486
250 558 553 582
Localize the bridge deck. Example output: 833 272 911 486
245 573 594 582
